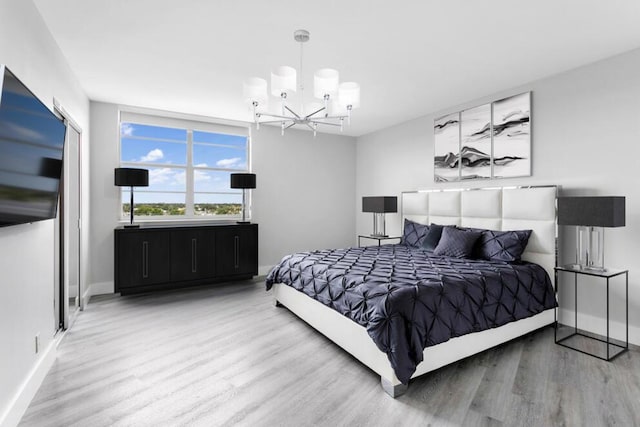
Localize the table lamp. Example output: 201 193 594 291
362 196 397 237
114 168 149 228
557 196 625 271
230 173 256 224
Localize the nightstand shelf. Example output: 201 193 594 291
554 265 628 361
358 235 401 247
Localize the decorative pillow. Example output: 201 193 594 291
421 223 444 252
401 219 429 247
475 229 532 262
433 226 482 258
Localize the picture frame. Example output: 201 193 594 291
434 92 531 182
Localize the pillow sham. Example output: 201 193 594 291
401 219 430 247
421 223 444 252
474 229 532 262
433 226 482 258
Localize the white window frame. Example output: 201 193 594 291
118 108 251 223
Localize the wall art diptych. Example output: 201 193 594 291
434 91 531 182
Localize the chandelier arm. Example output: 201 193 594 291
309 120 342 127
304 122 316 132
309 114 348 120
284 105 301 119
254 118 294 125
285 122 297 130
305 106 327 119
255 113 295 120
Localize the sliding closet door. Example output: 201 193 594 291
57 117 82 331
62 124 81 328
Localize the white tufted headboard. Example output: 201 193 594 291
402 186 558 280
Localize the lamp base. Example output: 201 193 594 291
236 221 251 225
370 233 388 238
124 224 140 229
566 263 608 273
576 226 605 272
581 265 607 273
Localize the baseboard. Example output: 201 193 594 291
558 308 639 347
258 265 274 276
83 281 114 304
0 340 57 427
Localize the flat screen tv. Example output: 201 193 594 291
0 65 67 227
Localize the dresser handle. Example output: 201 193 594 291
234 235 240 269
142 241 149 278
191 238 197 273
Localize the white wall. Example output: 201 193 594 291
87 102 120 294
252 125 356 269
356 47 640 345
0 0 90 425
88 102 356 289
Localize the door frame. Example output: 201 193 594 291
54 100 83 331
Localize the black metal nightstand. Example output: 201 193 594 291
358 235 401 247
554 265 628 361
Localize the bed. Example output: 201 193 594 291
266 186 558 397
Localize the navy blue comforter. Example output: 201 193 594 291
266 244 557 384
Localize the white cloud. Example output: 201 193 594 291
194 163 208 167
216 157 242 168
174 170 186 185
148 167 175 185
121 123 134 137
148 168 209 188
140 148 164 162
195 170 211 182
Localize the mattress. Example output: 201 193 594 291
266 244 557 384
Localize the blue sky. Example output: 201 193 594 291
120 123 248 204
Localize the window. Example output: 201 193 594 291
119 111 250 221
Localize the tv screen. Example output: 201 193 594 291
0 65 67 227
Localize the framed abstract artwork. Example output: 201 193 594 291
434 91 531 182
460 103 491 180
434 112 460 182
492 92 531 178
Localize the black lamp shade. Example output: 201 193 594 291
114 168 149 187
558 196 625 227
230 173 256 189
362 196 397 213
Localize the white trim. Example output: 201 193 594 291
0 340 57 427
259 265 274 276
83 281 114 302
118 109 251 223
558 308 638 346
120 108 250 137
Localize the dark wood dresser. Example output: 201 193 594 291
114 223 258 295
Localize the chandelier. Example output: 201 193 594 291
243 29 360 136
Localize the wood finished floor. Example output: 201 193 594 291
21 279 640 427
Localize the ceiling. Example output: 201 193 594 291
33 0 640 137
